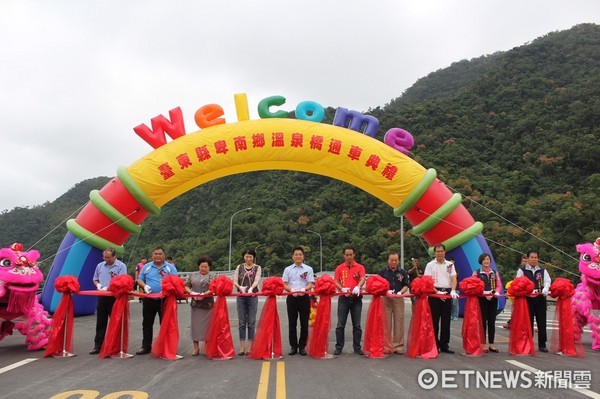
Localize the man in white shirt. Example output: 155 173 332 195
282 247 314 356
424 243 458 354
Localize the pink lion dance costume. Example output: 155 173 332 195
573 238 600 350
0 243 52 350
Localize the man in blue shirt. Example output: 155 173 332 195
282 247 314 356
135 247 178 355
377 251 409 354
89 247 127 354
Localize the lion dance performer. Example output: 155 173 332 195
0 243 52 350
573 238 600 350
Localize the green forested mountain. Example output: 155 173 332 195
1 24 598 284
375 23 599 279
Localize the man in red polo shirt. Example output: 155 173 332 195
333 246 366 355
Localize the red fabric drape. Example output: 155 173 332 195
151 275 184 360
248 277 284 359
43 276 79 357
550 278 583 357
406 276 438 359
508 276 536 356
205 276 235 359
308 274 336 359
459 276 485 356
363 275 390 358
99 275 134 358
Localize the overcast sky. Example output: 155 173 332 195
1 0 598 212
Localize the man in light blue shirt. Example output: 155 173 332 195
136 246 177 355
90 247 127 354
282 247 314 356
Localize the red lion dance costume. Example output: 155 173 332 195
0 243 51 350
573 238 600 350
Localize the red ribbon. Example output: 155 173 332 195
54 274 581 362
99 275 134 358
43 275 79 357
151 275 185 360
459 276 485 356
308 274 336 358
550 278 583 357
204 276 235 359
363 275 390 358
248 277 284 359
508 276 536 356
406 276 438 359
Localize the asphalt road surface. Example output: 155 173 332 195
1 297 599 399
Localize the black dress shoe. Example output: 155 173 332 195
539 347 548 353
440 347 455 354
136 348 151 355
89 348 100 355
354 348 364 355
288 348 298 355
299 348 307 356
333 348 342 355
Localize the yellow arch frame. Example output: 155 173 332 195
127 118 427 208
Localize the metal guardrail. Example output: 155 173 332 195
177 270 235 280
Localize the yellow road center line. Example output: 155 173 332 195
276 361 286 399
256 361 271 399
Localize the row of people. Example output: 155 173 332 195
88 244 552 357
425 244 551 354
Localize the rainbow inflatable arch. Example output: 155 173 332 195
41 94 505 315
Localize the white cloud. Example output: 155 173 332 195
0 0 598 211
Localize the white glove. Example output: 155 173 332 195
450 290 459 299
239 286 247 293
100 286 108 291
297 288 305 296
96 283 103 291
190 291 200 295
483 290 491 301
542 288 549 296
352 286 360 296
144 285 152 294
340 287 350 297
387 290 395 296
532 289 539 295
436 290 447 301
493 291 500 297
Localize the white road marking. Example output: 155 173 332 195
0 358 37 374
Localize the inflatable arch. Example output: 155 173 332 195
41 116 505 315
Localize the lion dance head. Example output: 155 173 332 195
0 243 43 314
576 238 600 286
0 243 51 350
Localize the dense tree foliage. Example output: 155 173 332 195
1 24 598 285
